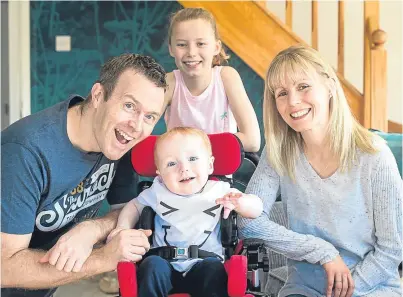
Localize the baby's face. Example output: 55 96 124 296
156 134 214 195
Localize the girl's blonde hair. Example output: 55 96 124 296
168 8 229 66
264 45 382 180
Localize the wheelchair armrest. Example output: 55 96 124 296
135 206 155 245
220 211 238 259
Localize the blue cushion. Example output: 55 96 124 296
372 130 402 177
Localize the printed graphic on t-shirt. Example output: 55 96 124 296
35 163 115 232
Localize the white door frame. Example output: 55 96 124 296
8 0 31 124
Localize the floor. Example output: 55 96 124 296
53 269 403 297
54 274 113 297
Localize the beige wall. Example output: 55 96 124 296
266 0 402 124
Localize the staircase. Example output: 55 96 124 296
179 1 398 132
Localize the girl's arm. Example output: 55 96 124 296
352 145 402 295
221 66 261 152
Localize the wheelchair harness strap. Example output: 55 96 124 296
144 245 224 262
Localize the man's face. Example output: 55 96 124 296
92 70 165 160
156 133 214 196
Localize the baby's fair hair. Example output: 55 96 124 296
168 7 229 66
154 127 212 166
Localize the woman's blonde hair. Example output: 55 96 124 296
167 8 229 66
264 45 381 180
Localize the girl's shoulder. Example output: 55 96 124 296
219 65 238 77
219 66 242 85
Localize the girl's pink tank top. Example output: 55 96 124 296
164 66 237 134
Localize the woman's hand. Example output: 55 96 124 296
322 255 355 297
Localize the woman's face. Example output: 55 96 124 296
273 73 331 134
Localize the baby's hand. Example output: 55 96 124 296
106 228 124 243
215 192 243 219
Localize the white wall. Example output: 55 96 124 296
8 0 30 125
266 0 402 124
380 0 403 124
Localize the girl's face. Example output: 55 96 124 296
169 19 221 79
273 72 331 135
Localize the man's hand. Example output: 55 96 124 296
39 222 98 273
102 229 152 269
322 255 355 297
215 192 243 219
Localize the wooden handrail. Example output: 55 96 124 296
369 23 388 131
286 0 293 28
363 1 379 129
364 2 388 132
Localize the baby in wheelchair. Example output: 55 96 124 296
108 127 263 297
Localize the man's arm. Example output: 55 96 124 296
39 209 120 272
2 228 150 289
87 208 120 242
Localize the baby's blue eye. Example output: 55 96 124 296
189 156 198 162
167 162 176 167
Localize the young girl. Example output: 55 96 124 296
163 8 261 153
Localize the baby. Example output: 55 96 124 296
108 127 263 297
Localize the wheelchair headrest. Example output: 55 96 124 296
131 133 243 177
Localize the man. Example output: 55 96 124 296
1 54 167 297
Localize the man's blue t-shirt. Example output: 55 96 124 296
1 96 136 250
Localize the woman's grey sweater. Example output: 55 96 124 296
238 142 402 297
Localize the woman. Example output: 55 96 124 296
238 45 402 297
